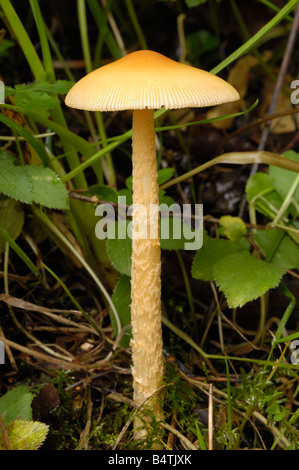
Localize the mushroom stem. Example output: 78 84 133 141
131 109 164 438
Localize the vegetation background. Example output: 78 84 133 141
0 0 299 450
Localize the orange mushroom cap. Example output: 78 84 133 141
65 50 240 112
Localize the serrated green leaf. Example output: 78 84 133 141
110 275 132 347
0 153 32 203
0 152 68 209
213 251 285 308
191 238 246 281
25 166 69 209
0 419 49 450
219 215 247 241
9 76 72 99
14 89 59 111
0 386 33 425
33 78 72 94
106 221 132 276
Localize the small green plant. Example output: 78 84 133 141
0 386 49 450
192 150 299 312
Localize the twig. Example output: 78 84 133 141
160 422 197 451
3 244 74 363
0 414 11 450
208 384 213 450
111 384 168 450
257 4 299 151
78 387 93 450
0 294 97 335
177 14 187 63
219 107 299 152
0 132 55 141
0 324 17 371
0 335 83 369
165 414 177 450
101 0 126 56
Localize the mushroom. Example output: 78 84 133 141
65 50 239 440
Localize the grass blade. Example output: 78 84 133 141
0 227 39 277
0 113 50 167
211 0 299 74
160 151 299 190
0 0 44 78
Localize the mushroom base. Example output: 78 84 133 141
130 109 164 443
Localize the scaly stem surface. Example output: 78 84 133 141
131 109 164 438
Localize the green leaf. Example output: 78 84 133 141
7 76 72 98
0 38 15 57
14 89 59 111
124 176 133 191
254 229 299 271
0 386 33 425
106 221 132 276
219 215 247 242
185 0 209 7
110 275 132 347
118 188 133 206
157 168 175 185
191 238 245 281
125 167 174 192
25 165 69 209
6 78 72 118
0 152 32 203
0 419 49 450
265 403 287 422
0 152 68 209
158 190 176 207
0 226 40 276
0 115 50 167
213 251 285 308
269 150 299 202
246 172 283 218
29 77 72 95
186 30 219 59
160 217 196 250
89 184 119 203
106 214 196 276
0 198 24 253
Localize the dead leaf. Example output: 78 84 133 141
259 73 299 134
207 55 259 129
